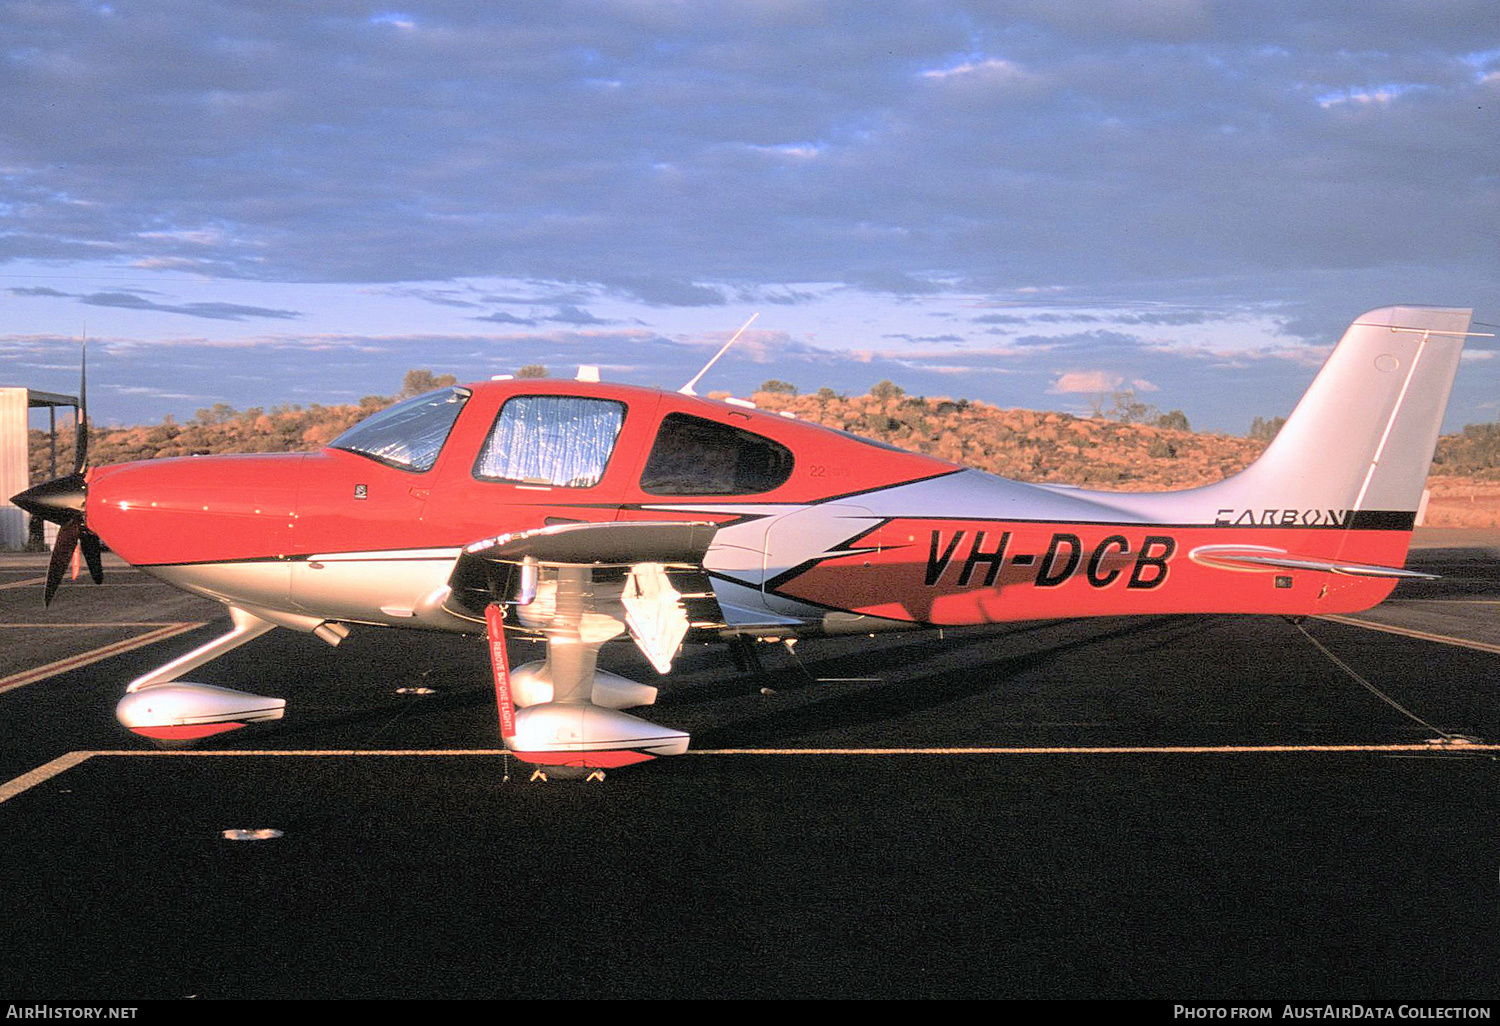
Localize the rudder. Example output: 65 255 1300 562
1201 305 1471 521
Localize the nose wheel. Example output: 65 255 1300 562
113 606 287 742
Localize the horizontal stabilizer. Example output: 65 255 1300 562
1189 545 1438 580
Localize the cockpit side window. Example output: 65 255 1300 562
329 387 470 473
474 395 627 488
641 413 794 495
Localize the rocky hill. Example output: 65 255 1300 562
25 380 1500 527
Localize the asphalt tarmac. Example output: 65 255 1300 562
1 532 1498 1001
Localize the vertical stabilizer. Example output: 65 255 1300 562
1184 306 1471 520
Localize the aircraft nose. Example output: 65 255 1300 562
11 473 87 525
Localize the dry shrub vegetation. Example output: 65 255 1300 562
26 378 1500 528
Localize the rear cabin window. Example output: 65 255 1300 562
641 413 795 495
474 395 626 488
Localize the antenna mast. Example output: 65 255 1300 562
679 313 759 396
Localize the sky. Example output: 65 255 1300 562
2 1 1497 434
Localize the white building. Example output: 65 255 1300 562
0 387 80 550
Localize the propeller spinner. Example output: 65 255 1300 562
9 347 104 605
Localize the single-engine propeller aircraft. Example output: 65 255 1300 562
11 306 1479 773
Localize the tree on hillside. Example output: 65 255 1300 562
1155 409 1190 432
869 380 905 401
400 369 458 397
1099 390 1159 425
1249 415 1285 441
194 402 237 426
759 379 797 395
516 364 549 378
1432 421 1500 476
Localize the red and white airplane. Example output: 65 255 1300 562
11 305 1476 773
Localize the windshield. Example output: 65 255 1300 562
329 387 471 472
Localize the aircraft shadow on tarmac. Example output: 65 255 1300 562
104 587 1496 756
681 617 1180 748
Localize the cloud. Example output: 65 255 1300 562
1047 370 1159 395
78 292 302 321
0 5 1493 434
1316 84 1421 109
109 386 206 400
543 305 611 326
611 277 727 307
881 333 966 344
738 285 822 305
8 284 302 320
1114 310 1212 326
919 57 1039 88
1049 370 1126 394
474 311 538 326
373 285 483 308
0 4 1492 304
1013 329 1148 352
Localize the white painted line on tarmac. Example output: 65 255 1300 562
0 750 514 802
0 576 47 591
7 740 1493 806
33 742 1500 760
0 622 206 628
689 742 1500 755
1395 599 1500 606
63 743 1500 756
0 752 94 805
90 749 515 756
1317 614 1500 655
0 622 207 694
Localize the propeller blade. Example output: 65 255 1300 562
17 343 101 605
45 520 81 607
80 530 105 585
73 343 89 475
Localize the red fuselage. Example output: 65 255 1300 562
83 378 1407 632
